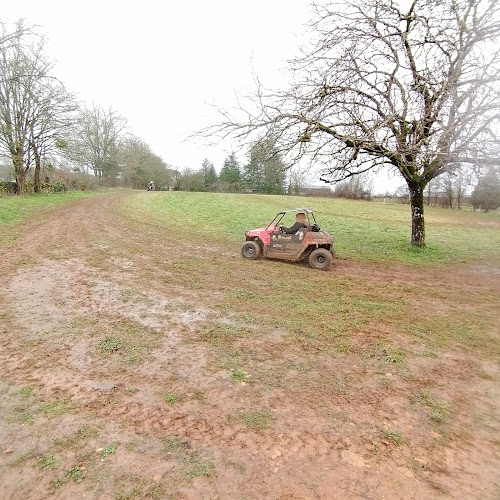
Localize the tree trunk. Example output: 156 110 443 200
34 154 41 193
409 185 426 248
13 155 26 195
426 183 431 206
16 173 25 195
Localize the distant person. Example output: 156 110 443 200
280 212 307 234
147 181 155 191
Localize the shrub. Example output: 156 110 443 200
471 168 500 212
0 181 17 194
54 180 68 192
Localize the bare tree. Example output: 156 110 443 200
119 135 173 189
69 105 127 183
0 21 75 194
0 21 42 194
287 167 306 196
29 81 76 193
425 167 474 208
203 0 500 247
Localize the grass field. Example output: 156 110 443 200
2 190 499 264
117 192 500 358
0 190 499 499
122 191 500 264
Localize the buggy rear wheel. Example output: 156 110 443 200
309 248 332 270
242 241 260 260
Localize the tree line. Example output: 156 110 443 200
0 21 178 195
422 168 500 212
0 20 294 197
176 143 288 195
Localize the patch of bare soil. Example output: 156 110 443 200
0 192 499 499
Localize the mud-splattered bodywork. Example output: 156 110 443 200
244 208 334 264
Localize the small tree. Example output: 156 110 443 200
201 158 218 191
425 168 474 209
219 153 241 192
177 168 205 192
471 168 500 212
286 167 305 196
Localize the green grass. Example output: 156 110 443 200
162 437 190 456
67 465 85 483
184 455 213 481
199 323 252 345
101 443 118 459
11 404 36 424
410 389 454 434
97 321 161 365
381 344 405 364
52 425 99 450
121 191 500 265
164 392 179 404
229 368 251 382
18 386 34 397
7 446 38 467
0 191 105 227
409 314 497 358
38 454 62 469
99 336 122 353
382 430 404 445
239 409 275 430
40 398 75 417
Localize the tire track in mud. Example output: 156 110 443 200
90 397 337 462
1 270 340 478
0 194 340 469
2 192 499 500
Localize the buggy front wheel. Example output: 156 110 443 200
241 241 260 260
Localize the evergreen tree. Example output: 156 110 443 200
219 153 241 192
201 158 218 191
262 154 286 195
243 139 286 194
471 168 500 212
242 152 262 192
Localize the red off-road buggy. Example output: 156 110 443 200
241 208 334 270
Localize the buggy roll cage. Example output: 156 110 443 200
266 208 318 230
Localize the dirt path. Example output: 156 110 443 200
0 192 499 499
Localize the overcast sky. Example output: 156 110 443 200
2 0 404 192
2 2 310 163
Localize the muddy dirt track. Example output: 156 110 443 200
0 192 499 499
